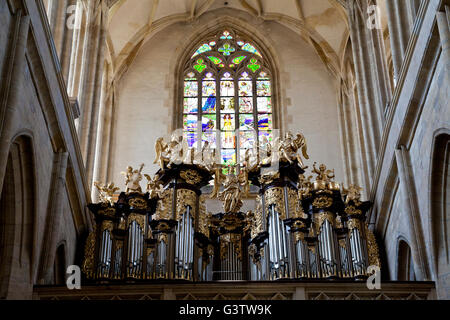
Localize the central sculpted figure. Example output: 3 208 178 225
211 165 249 214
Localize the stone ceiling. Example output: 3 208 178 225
105 0 358 81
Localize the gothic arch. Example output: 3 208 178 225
0 135 37 298
397 237 416 281
54 241 67 285
429 129 450 296
171 17 283 134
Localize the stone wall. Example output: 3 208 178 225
0 0 90 299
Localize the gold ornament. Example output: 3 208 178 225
94 182 119 205
176 189 197 221
180 170 202 185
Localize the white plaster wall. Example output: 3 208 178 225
111 16 344 189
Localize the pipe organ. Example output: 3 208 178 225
83 132 380 282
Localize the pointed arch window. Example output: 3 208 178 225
182 29 273 168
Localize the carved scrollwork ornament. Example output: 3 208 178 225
154 189 172 220
347 218 361 231
294 232 305 244
344 205 363 216
365 223 381 268
82 226 97 279
129 197 147 210
315 211 335 229
98 207 116 218
180 170 202 185
101 220 114 232
264 187 286 219
176 189 197 221
313 196 333 209
128 213 146 231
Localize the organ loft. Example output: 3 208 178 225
0 0 447 301
83 132 381 283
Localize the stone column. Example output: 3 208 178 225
385 0 413 81
91 64 112 201
77 0 108 185
37 150 69 284
0 13 30 196
394 146 429 281
346 0 384 184
436 6 450 64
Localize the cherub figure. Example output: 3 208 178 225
121 163 145 193
298 174 313 200
144 173 164 199
312 162 335 182
94 181 120 205
342 184 363 204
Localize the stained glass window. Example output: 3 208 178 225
183 29 273 169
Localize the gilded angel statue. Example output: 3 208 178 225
211 165 250 213
342 184 363 204
94 181 120 205
121 163 145 193
278 131 309 169
154 134 185 169
144 173 164 199
154 137 168 169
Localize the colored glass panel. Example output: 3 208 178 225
202 96 216 113
239 81 253 96
184 131 197 148
258 114 272 130
239 114 254 131
240 72 251 80
257 97 272 113
192 44 212 58
220 81 235 96
258 130 273 144
184 81 198 97
240 131 257 149
202 115 216 132
184 98 198 113
185 72 196 80
221 132 236 149
202 132 217 148
241 43 262 57
208 56 222 65
221 72 233 80
218 43 236 56
247 58 261 73
220 30 233 40
220 98 235 113
232 56 246 65
183 115 198 131
257 81 271 96
258 71 270 80
194 59 207 73
221 149 236 166
239 97 253 113
221 114 235 130
204 72 214 80
202 81 216 96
